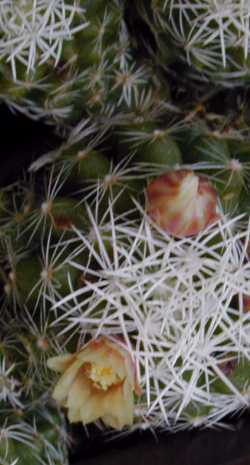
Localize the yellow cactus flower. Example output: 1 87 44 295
47 337 141 430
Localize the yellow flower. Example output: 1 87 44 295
47 337 141 430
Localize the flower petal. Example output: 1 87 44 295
102 383 134 429
80 391 106 425
47 354 76 373
77 339 127 379
67 372 92 423
52 358 85 404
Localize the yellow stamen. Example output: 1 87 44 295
85 363 123 391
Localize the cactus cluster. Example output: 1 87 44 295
135 0 250 85
1 1 250 465
0 0 168 128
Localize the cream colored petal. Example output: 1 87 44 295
75 339 126 379
102 383 134 430
76 343 108 365
80 392 106 425
86 339 127 379
108 340 137 384
124 357 135 388
66 374 91 423
122 376 134 401
47 354 75 373
109 353 127 379
52 358 84 404
77 350 106 366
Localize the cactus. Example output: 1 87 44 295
134 0 250 86
0 304 69 465
1 1 250 463
1 124 250 460
0 0 171 129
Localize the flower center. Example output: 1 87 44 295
85 363 122 391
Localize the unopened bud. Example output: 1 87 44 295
146 170 218 237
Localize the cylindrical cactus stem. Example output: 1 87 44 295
6 251 82 308
62 148 111 183
41 196 87 232
0 406 68 465
58 144 145 214
135 0 250 86
211 357 250 398
116 122 182 167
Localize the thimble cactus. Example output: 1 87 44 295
1 124 250 465
135 0 250 85
0 1 89 79
0 0 170 127
1 1 250 461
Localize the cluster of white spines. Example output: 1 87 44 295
163 0 250 75
0 379 68 464
49 193 250 430
0 0 88 79
0 358 23 408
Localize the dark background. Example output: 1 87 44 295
69 415 250 465
1 103 250 465
0 104 59 186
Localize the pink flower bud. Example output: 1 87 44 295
243 295 250 312
146 170 218 237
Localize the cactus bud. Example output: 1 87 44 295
146 170 218 237
243 295 250 312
